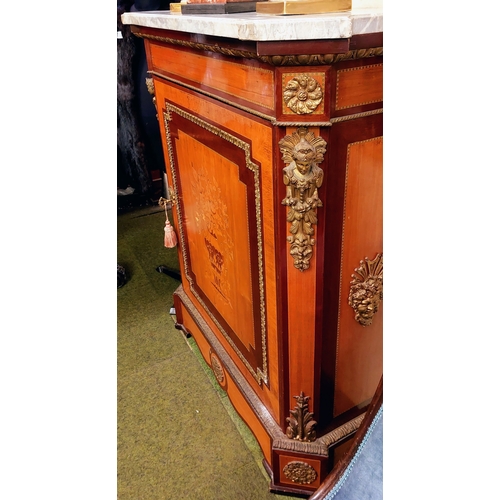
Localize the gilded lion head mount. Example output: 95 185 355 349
348 253 383 327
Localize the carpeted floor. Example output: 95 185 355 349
117 204 296 500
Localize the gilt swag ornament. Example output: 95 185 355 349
280 128 327 271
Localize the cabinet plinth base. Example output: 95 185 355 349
263 459 310 498
173 284 365 495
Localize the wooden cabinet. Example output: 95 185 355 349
128 18 382 496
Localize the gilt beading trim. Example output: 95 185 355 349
330 108 383 124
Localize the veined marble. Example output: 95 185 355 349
120 8 383 41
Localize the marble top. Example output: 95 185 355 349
121 8 383 41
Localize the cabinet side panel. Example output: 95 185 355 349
334 137 383 416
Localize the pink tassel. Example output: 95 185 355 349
164 218 178 248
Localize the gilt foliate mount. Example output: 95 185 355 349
280 128 327 271
348 253 383 326
286 391 317 442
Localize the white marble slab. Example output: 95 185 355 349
121 8 383 41
352 0 382 8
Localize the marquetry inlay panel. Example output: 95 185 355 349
163 102 268 385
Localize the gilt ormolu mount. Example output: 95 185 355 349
280 127 327 271
283 74 323 115
282 461 318 485
286 391 317 442
348 253 383 326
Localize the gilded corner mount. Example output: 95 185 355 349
280 127 326 271
286 391 317 442
348 253 383 326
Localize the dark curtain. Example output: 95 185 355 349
117 1 150 194
117 1 175 196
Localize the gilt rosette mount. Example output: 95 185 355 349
348 253 383 326
283 74 323 115
283 461 317 485
286 391 317 442
280 128 327 271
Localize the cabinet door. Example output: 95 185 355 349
154 78 283 423
169 102 266 381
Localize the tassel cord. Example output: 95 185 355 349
162 199 178 248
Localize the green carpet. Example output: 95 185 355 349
117 205 296 500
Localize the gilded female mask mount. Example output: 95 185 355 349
280 127 327 271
